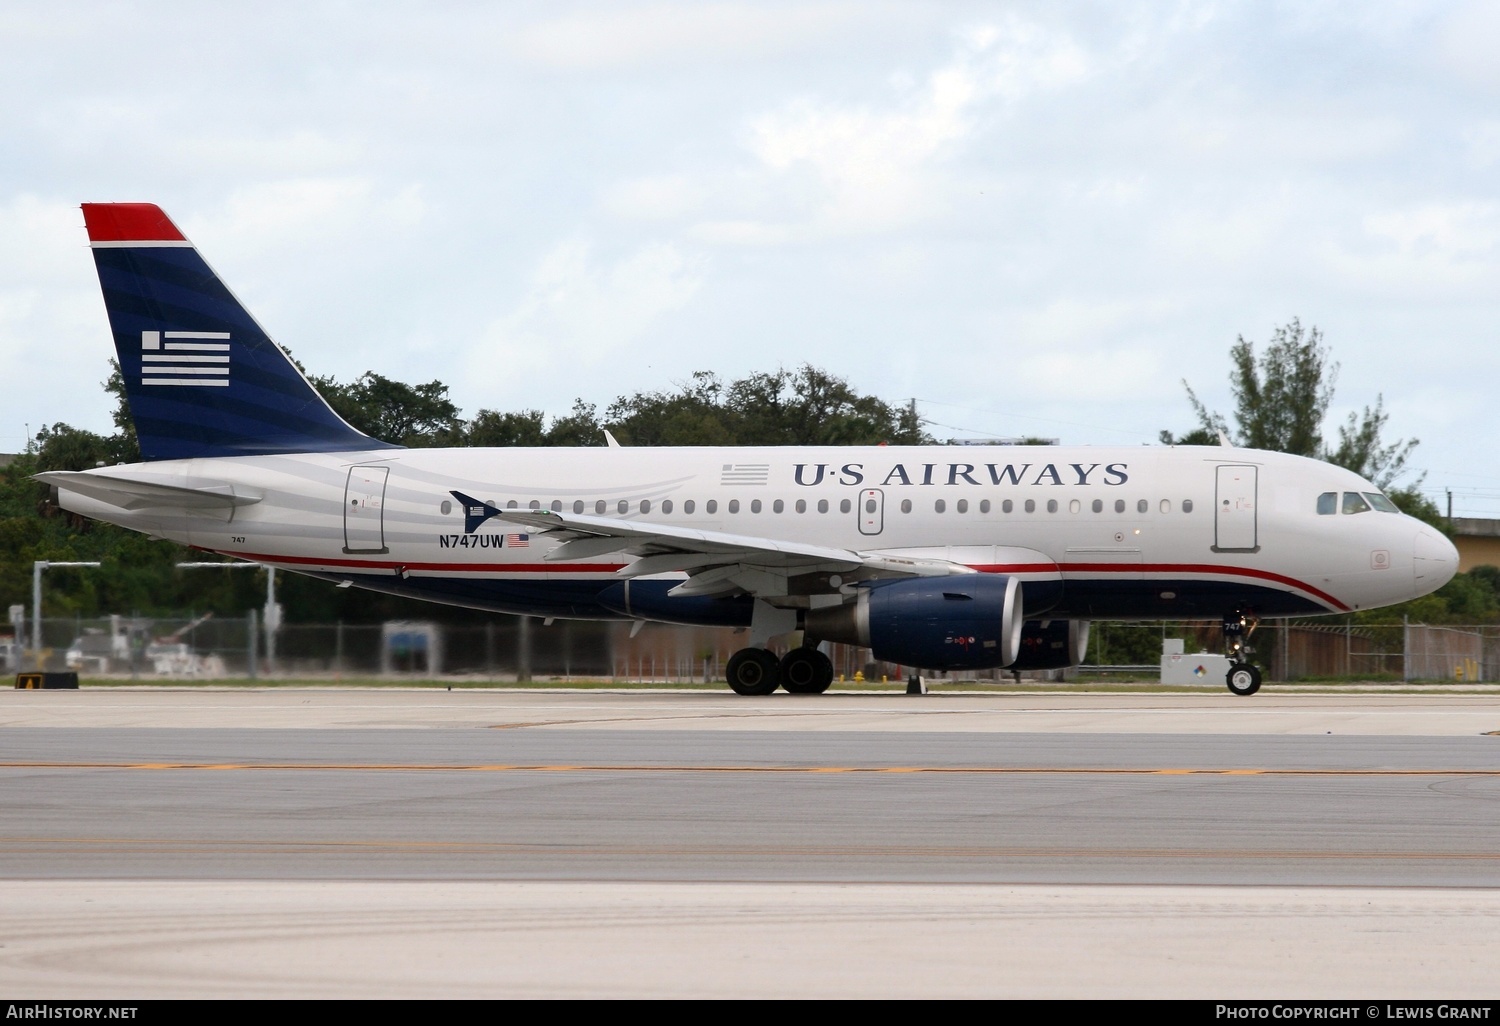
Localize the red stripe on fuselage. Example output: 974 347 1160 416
225 548 1349 612
972 561 1349 612
225 550 628 575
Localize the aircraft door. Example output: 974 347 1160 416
344 464 390 554
1214 464 1258 552
857 488 884 536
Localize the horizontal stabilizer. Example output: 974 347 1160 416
36 470 262 512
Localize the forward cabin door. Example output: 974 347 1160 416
344 464 390 554
1214 464 1258 552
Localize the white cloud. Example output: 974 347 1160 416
186 179 426 255
466 237 705 396
698 17 1091 241
0 195 117 446
510 2 866 69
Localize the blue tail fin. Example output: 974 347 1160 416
82 203 398 461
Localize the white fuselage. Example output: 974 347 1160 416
55 443 1458 624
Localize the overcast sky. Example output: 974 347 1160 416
2 1 1496 514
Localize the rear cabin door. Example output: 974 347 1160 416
344 465 390 554
1214 464 1258 552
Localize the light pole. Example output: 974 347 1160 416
175 561 279 673
31 560 102 655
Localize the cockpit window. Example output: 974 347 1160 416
1364 492 1401 513
1317 492 1337 515
1342 491 1371 514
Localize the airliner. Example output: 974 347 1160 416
40 203 1460 696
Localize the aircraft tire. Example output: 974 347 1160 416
726 648 781 696
1226 662 1262 696
780 648 834 694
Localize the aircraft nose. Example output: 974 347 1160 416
1413 524 1460 595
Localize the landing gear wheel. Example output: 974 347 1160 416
1226 662 1262 697
726 648 781 696
779 648 834 694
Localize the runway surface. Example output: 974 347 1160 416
4 688 1500 997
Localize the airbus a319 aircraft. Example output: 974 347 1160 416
42 203 1460 696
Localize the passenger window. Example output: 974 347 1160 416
573 500 584 514
751 499 762 513
1001 499 1012 513
1342 492 1371 514
1092 499 1103 513
773 499 784 513
1115 499 1125 513
900 499 912 513
550 499 562 512
1046 499 1058 513
595 500 606 514
640 499 651 514
706 500 717 514
1136 499 1148 514
796 499 806 513
957 499 968 513
1160 500 1171 514
935 499 946 513
980 499 991 513
662 499 673 514
528 499 540 510
1182 499 1193 513
1023 499 1034 513
1364 492 1401 513
684 500 695 514
840 499 851 514
618 500 629 514
1069 499 1080 513
727 499 739 513
507 500 518 509
1317 492 1337 515
817 499 828 513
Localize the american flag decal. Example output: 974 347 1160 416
720 463 770 486
505 533 530 548
141 330 230 387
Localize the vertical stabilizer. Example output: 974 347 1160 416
82 203 397 461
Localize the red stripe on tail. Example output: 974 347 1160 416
81 203 187 243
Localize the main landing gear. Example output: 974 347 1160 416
725 646 834 696
1222 612 1263 697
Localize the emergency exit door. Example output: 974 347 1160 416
1214 464 1258 552
857 488 884 535
344 465 390 554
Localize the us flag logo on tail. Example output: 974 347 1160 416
140 330 230 387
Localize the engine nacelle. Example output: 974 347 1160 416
1009 619 1091 671
805 575 1023 670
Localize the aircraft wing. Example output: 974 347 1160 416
466 497 974 598
36 470 263 512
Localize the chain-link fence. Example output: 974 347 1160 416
4 615 1498 683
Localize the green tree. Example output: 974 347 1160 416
1172 318 1419 488
312 372 460 447
604 366 930 447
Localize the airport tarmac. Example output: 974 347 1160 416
4 687 1500 998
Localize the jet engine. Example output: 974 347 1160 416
1008 619 1091 671
804 575 1024 670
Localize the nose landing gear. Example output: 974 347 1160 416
1223 612 1262 696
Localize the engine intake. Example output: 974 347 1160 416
1009 619 1091 671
